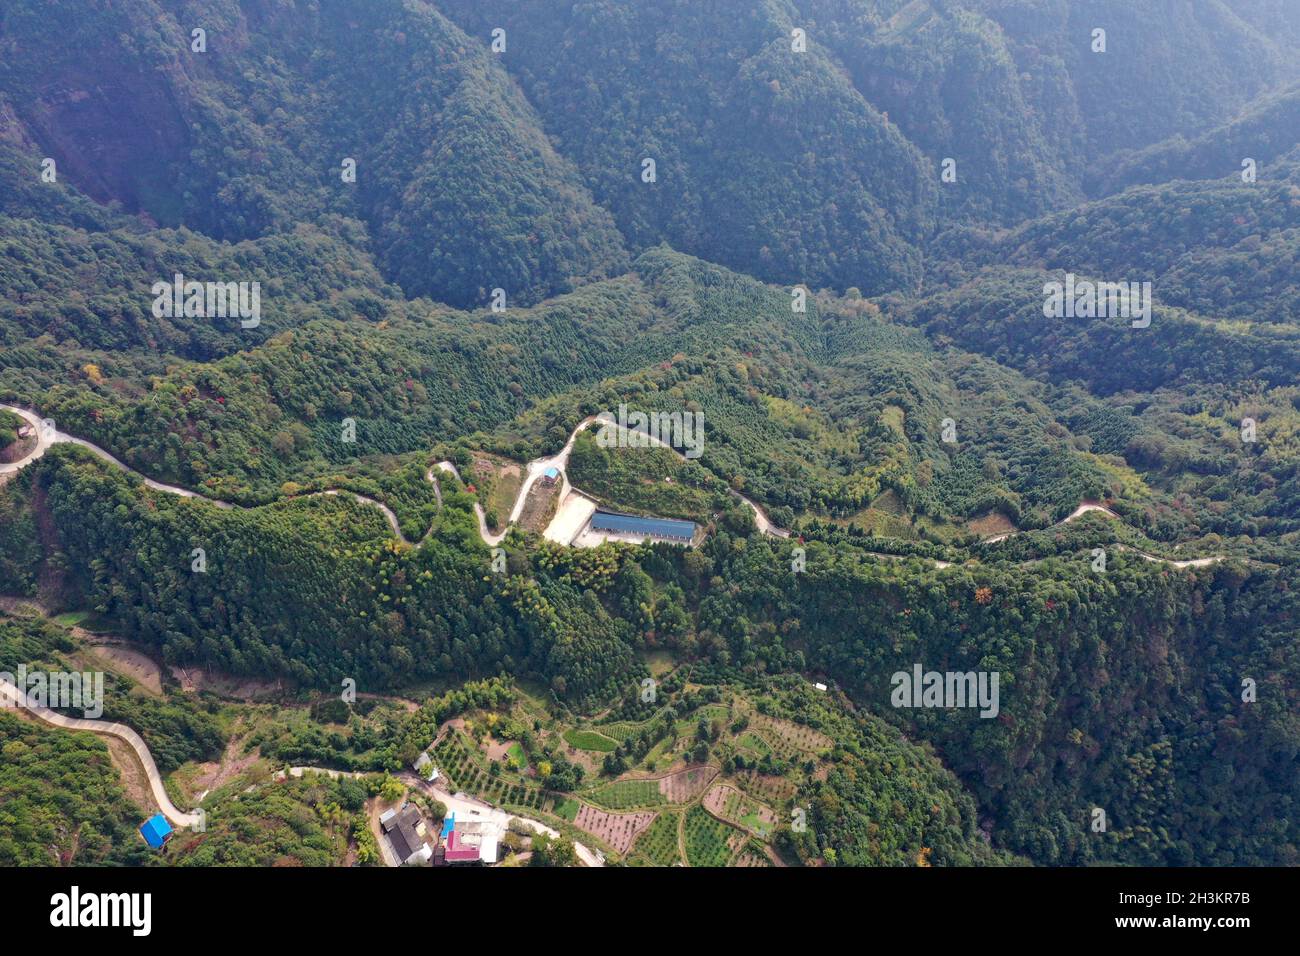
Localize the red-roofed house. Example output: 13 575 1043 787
443 830 481 864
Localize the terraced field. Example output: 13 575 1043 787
628 811 683 867
563 729 619 752
591 707 670 742
731 841 773 867
585 777 667 810
750 714 834 758
683 804 743 867
418 689 833 865
655 765 717 803
506 741 528 770
573 805 657 854
430 731 547 812
733 769 798 805
551 797 581 822
703 783 778 838
735 731 772 758
673 705 730 737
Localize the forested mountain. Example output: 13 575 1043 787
1089 84 1300 196
0 0 627 307
0 0 1297 871
968 0 1300 155
436 0 939 293
8 0 1295 305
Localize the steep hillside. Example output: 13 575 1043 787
943 162 1300 327
797 0 1081 224
970 0 1299 157
1089 84 1300 195
438 0 937 295
0 0 1297 874
0 0 627 307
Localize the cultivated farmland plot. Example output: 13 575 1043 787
592 706 671 742
703 783 778 837
656 765 717 803
628 811 682 867
751 714 834 758
563 728 619 752
432 731 546 811
573 805 656 854
736 731 772 758
732 842 773 867
683 804 742 867
672 704 730 737
586 777 666 809
550 797 581 822
733 769 797 804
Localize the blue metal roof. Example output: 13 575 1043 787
140 814 173 849
590 511 695 540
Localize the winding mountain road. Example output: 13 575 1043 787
0 402 1228 844
0 676 201 829
980 500 1223 568
2 404 408 540
3 403 1225 569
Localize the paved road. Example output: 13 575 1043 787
1 404 408 541
977 499 1224 567
0 402 1230 853
983 501 1120 544
3 403 1228 570
433 460 507 545
400 771 604 867
0 677 201 828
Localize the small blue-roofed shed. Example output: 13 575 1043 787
140 813 173 849
441 812 455 839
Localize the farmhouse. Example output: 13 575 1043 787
539 466 561 487
437 813 484 864
381 804 432 865
588 510 696 544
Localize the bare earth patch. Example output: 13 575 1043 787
103 734 155 815
180 733 262 804
484 737 514 762
0 436 36 465
966 511 1017 537
657 765 718 803
170 663 283 700
544 489 597 545
83 641 163 694
573 805 656 854
517 481 560 533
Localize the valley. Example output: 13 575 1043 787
0 0 1297 883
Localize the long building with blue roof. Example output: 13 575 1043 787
588 510 696 544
